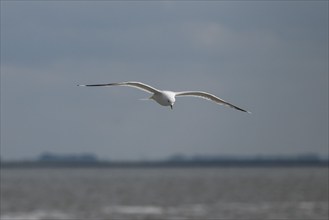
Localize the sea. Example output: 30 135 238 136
1 167 328 220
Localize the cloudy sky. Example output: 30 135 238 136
1 1 328 161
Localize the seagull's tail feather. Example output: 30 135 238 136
139 97 152 101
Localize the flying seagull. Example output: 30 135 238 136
78 81 250 113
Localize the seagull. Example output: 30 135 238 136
78 81 250 113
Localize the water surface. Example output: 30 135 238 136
1 167 328 219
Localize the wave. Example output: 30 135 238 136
102 205 163 215
0 210 72 220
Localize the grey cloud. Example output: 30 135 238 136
1 1 328 160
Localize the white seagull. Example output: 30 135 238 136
78 81 250 113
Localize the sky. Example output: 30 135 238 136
1 1 328 161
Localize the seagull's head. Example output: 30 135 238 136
167 95 175 110
167 99 175 110
154 91 176 109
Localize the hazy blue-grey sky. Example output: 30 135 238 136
1 1 328 161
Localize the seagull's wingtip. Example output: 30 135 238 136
242 109 252 114
234 106 251 114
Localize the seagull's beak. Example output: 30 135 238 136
170 104 173 110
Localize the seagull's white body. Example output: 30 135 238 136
78 81 250 113
151 91 176 107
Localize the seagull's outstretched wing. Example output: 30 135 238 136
175 91 250 113
78 81 160 94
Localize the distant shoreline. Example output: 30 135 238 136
1 159 328 169
2 152 328 168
